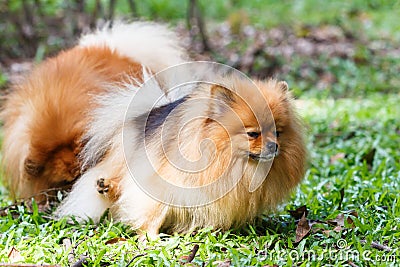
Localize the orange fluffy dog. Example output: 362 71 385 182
1 22 185 201
2 22 306 236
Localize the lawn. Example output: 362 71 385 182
0 1 399 266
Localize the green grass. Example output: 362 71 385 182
280 53 400 99
0 93 399 266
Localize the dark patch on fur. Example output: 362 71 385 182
85 97 187 168
24 158 44 177
135 97 187 138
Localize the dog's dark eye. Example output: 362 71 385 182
273 131 281 137
247 132 260 139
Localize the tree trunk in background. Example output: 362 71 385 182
187 0 211 52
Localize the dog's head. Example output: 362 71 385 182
204 79 302 164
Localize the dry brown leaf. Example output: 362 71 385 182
361 148 376 166
348 210 359 217
346 210 359 228
327 213 345 227
295 213 311 243
8 246 23 263
327 211 358 229
346 217 355 228
105 237 127 245
288 205 308 220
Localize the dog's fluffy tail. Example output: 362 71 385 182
79 21 187 73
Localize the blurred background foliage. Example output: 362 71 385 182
0 0 399 98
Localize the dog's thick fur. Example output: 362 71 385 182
1 22 306 235
1 22 186 201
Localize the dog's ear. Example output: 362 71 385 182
207 84 236 117
210 84 236 103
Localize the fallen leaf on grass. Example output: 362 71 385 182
7 247 24 263
345 210 358 228
361 148 376 167
327 211 358 229
105 237 127 245
288 205 308 220
295 213 311 243
327 213 345 227
316 210 359 236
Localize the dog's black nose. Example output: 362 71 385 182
266 142 278 153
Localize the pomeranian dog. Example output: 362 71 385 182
1 22 185 201
2 22 306 235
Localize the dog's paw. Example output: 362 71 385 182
96 176 121 201
96 177 110 194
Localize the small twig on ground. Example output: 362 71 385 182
125 253 146 267
371 241 392 252
361 240 392 252
187 244 200 263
